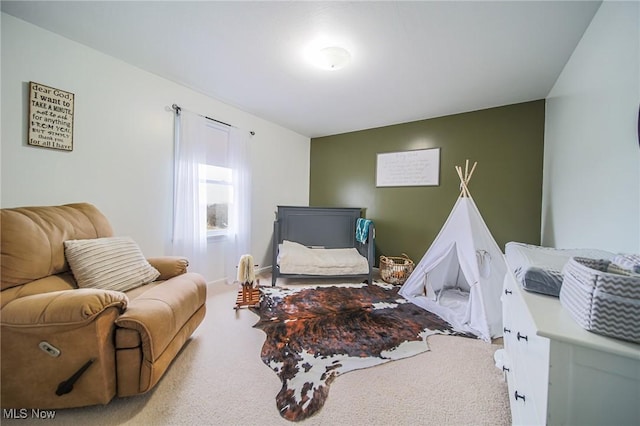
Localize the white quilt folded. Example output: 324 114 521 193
277 240 369 275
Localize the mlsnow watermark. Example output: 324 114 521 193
3 409 56 420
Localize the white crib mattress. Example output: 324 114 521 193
277 240 369 275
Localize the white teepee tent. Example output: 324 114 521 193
398 161 507 342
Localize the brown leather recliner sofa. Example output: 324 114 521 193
0 203 207 409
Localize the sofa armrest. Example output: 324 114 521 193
1 289 125 408
1 289 128 328
115 273 206 362
146 257 189 280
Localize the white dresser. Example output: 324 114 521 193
500 270 640 425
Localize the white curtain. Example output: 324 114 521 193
224 127 252 283
172 110 208 272
173 108 252 283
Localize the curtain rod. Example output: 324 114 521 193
172 103 235 128
172 104 256 136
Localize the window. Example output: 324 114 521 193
201 122 232 238
203 164 232 237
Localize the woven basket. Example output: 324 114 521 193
560 257 640 343
380 254 414 285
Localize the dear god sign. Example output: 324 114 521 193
28 82 75 151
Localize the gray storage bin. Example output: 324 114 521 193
560 257 640 343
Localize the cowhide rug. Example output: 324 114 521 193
252 282 474 422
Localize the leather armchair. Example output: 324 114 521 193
1 203 207 409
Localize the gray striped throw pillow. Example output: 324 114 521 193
64 236 160 292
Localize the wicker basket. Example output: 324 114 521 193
380 254 414 285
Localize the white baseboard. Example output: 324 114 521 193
256 265 272 275
206 265 272 286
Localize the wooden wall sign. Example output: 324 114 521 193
28 81 74 151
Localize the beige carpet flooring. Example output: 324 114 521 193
3 275 511 425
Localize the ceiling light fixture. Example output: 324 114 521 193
310 46 351 71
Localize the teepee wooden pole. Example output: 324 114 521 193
456 166 463 197
456 160 477 198
467 161 477 184
456 166 469 197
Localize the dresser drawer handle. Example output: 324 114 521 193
504 289 513 295
515 391 526 402
517 332 528 342
503 327 511 334
502 366 510 372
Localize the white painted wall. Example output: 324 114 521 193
1 13 310 282
542 1 640 252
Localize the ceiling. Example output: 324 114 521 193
2 1 602 138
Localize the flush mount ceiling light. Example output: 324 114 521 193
310 46 351 71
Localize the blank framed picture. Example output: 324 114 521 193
376 148 440 187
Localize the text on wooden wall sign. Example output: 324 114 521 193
28 81 75 151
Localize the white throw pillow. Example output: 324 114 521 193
64 236 160 292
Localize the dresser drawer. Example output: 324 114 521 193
503 281 549 362
507 366 544 425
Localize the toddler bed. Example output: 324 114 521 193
271 206 375 286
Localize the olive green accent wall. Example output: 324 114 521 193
310 100 545 263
